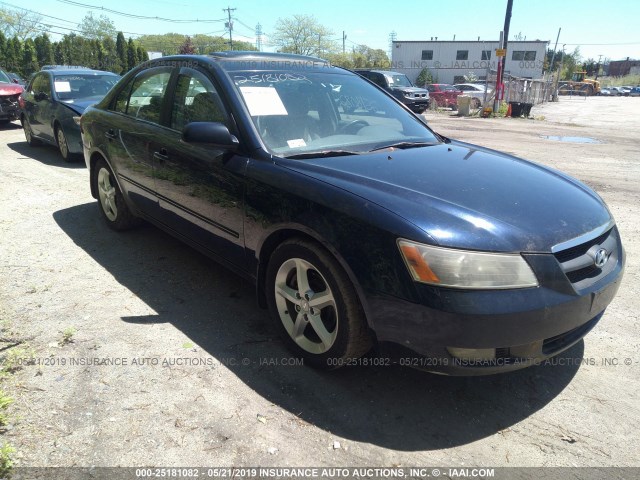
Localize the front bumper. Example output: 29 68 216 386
369 229 625 375
0 98 20 120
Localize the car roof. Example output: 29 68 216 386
354 69 404 76
207 51 326 63
41 68 118 75
142 52 346 75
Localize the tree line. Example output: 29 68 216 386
0 8 391 81
0 31 148 79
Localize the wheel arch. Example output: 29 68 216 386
255 225 377 335
88 150 124 201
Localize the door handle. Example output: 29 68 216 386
105 129 116 140
153 148 169 163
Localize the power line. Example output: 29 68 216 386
55 0 227 23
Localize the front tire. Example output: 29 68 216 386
92 158 137 231
55 125 73 162
266 239 373 369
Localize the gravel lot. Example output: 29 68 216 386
0 96 638 470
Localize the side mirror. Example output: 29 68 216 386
34 92 49 102
182 122 239 150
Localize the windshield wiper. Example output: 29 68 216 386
285 150 362 159
369 141 436 152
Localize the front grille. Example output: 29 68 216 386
554 230 609 263
553 227 619 290
0 94 20 107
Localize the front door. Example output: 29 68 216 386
153 67 247 268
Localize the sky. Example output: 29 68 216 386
10 0 640 62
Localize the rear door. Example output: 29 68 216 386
102 66 173 217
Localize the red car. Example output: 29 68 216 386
0 68 24 123
426 84 462 109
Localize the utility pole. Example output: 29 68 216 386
255 23 263 51
494 0 513 112
549 27 561 74
223 6 236 50
596 54 603 79
343 31 347 54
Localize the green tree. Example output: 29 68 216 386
324 52 353 69
126 37 138 71
416 67 434 87
78 12 117 40
54 42 66 65
101 36 120 73
561 47 581 80
137 45 148 64
34 34 54 67
22 38 39 76
116 31 127 74
271 14 336 56
136 33 255 56
7 37 22 74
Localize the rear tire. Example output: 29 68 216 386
266 238 373 369
22 117 41 146
92 158 138 231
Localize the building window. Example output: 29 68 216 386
421 50 433 60
512 51 537 61
481 50 491 60
456 50 468 60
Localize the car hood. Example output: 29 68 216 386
0 83 24 96
280 141 612 252
60 98 99 114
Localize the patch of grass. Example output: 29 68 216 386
0 442 15 477
0 390 12 427
601 73 640 88
59 327 77 346
1 346 35 376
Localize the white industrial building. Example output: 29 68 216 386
391 40 549 85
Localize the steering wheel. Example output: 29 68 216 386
339 119 369 134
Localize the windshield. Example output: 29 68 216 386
232 70 439 157
0 70 10 83
53 74 119 101
387 74 413 87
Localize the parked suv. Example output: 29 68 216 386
353 69 429 113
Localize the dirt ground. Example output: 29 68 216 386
0 96 639 470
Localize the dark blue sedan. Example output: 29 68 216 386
19 67 119 161
79 53 624 375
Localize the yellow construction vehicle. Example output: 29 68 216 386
558 71 601 96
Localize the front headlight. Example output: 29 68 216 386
398 239 538 289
